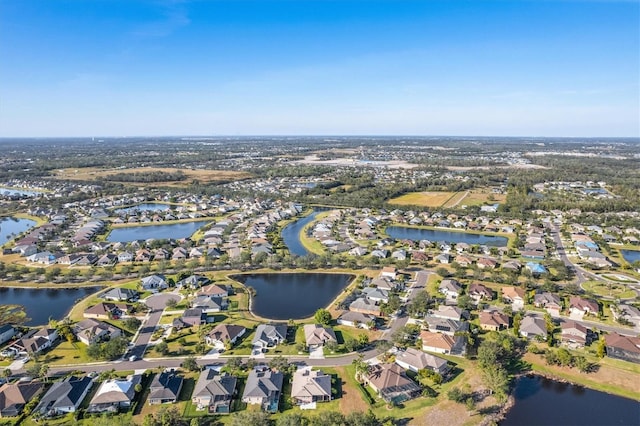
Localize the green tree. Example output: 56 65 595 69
165 298 178 309
155 341 169 355
309 411 347 426
123 317 142 331
276 412 308 426
596 337 606 358
269 355 290 372
352 355 370 382
314 308 332 326
182 356 199 372
345 410 380 426
230 411 271 426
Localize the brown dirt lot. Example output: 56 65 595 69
333 366 371 413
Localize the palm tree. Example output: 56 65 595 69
352 354 370 383
39 363 50 382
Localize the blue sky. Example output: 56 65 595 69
1 0 638 137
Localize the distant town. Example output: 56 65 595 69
0 136 638 426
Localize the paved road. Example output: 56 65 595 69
550 224 590 285
524 309 637 335
127 293 181 360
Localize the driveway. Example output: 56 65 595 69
128 292 181 360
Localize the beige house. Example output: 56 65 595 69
291 367 332 406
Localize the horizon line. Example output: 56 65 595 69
1 134 639 140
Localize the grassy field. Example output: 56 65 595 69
524 352 640 400
389 191 457 207
582 280 637 299
389 189 506 208
54 166 252 188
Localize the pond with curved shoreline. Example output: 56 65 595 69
0 286 103 326
0 217 37 245
502 375 640 426
621 249 640 264
281 210 324 257
386 226 508 247
114 203 172 215
232 273 354 320
106 220 211 242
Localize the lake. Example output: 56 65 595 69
233 273 354 320
621 249 640 264
107 220 210 242
502 375 640 426
114 203 171 215
0 217 37 244
282 211 324 257
0 187 44 197
386 226 508 247
0 286 103 326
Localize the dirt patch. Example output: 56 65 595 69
333 366 370 413
412 401 471 426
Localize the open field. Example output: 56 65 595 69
581 280 638 299
446 189 507 207
53 167 252 187
388 189 506 208
388 191 456 207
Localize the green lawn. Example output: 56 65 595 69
41 340 92 366
582 280 637 299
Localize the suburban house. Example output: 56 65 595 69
364 364 421 404
252 324 288 351
148 371 184 405
438 279 463 303
73 319 122 345
290 367 332 406
242 368 284 413
0 382 44 418
605 332 640 364
380 266 397 280
181 308 207 326
349 298 382 317
140 274 168 291
395 347 449 375
176 275 211 289
478 310 510 331
336 311 377 329
468 283 494 304
198 284 230 298
519 316 547 340
0 325 16 346
430 305 468 321
420 330 457 355
12 327 58 354
192 295 227 313
560 320 591 348
611 304 640 327
502 286 526 311
204 324 246 350
87 374 142 414
192 370 237 413
33 376 93 418
424 317 468 337
303 324 337 351
568 296 599 319
533 292 563 316
361 287 389 304
83 302 131 320
101 288 138 302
